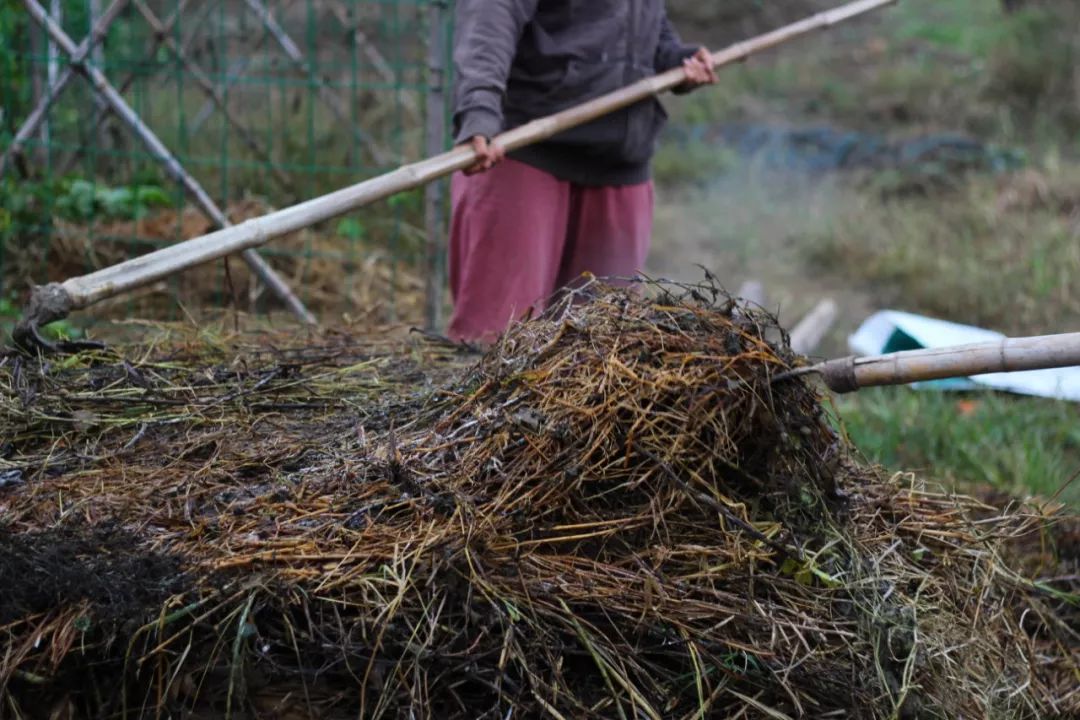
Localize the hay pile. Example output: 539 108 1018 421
0 281 1077 719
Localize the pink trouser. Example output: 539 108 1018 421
448 158 654 343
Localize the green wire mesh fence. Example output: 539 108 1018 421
0 0 452 335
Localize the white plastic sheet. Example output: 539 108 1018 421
848 311 1080 401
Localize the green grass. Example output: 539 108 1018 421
832 387 1080 508
798 167 1080 338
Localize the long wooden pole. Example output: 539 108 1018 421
14 0 897 345
778 332 1080 393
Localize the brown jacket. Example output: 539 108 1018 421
452 0 696 186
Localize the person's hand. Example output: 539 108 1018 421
462 135 505 175
680 47 718 90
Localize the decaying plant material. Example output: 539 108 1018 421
1 280 1076 719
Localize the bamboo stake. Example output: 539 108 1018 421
186 4 398 169
28 3 45 168
0 0 129 178
46 0 60 144
789 299 838 356
14 0 898 346
87 0 109 153
777 332 1080 393
736 280 766 308
326 0 421 122
19 0 316 329
188 24 268 136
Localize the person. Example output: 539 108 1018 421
447 0 718 344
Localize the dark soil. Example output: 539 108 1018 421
0 523 187 626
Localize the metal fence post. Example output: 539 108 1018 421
29 5 46 165
424 0 448 332
45 0 62 155
87 0 110 153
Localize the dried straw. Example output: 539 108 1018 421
0 279 1076 719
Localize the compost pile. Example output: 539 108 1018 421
1 281 1076 719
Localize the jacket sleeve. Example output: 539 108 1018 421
654 13 699 73
452 0 539 144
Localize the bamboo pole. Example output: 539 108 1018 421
188 23 268 136
14 0 898 346
28 3 45 168
45 0 60 146
789 299 838 356
19 0 316 328
736 280 766 308
326 0 421 122
778 332 1080 393
87 0 109 153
